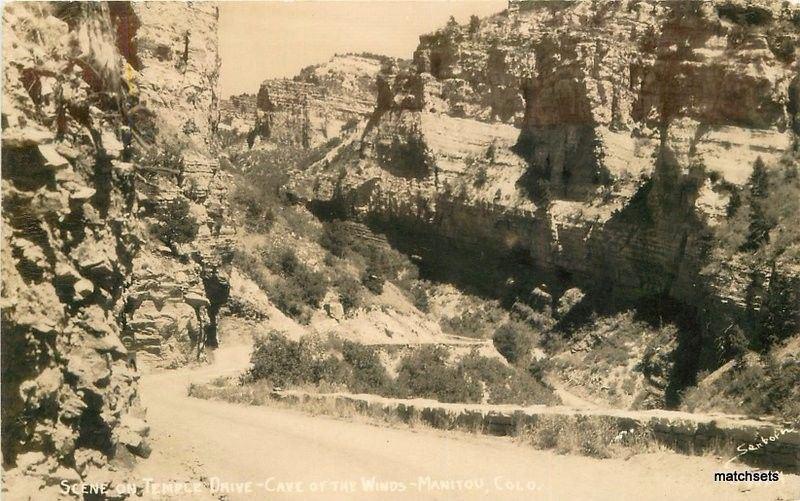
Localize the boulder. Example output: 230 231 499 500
557 288 585 318
324 301 345 320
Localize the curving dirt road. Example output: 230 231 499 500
134 344 800 500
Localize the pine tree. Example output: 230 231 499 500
468 15 481 35
741 156 772 251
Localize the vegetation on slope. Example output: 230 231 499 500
243 331 558 405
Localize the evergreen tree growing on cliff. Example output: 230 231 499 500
740 156 773 252
150 197 198 246
468 15 481 35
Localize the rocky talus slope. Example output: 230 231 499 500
283 0 799 384
1 2 228 497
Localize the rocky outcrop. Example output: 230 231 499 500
221 54 396 150
289 0 799 377
123 2 233 368
1 1 228 497
2 3 148 496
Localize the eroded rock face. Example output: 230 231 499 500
1 1 227 496
221 54 395 150
124 1 233 368
288 0 799 365
1 2 147 496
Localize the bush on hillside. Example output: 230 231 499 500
150 197 198 246
273 249 327 306
361 265 385 295
458 350 559 405
492 321 537 365
682 355 800 420
395 345 481 403
228 153 290 231
410 281 432 313
239 247 327 324
340 341 395 395
320 220 420 298
334 274 364 313
319 220 353 258
246 332 348 387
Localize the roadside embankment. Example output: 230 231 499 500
190 382 799 474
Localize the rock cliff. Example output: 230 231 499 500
1 2 227 496
285 0 799 381
123 2 233 368
221 53 396 150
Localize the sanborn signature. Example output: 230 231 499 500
726 426 797 466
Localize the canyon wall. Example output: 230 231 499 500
1 2 226 496
123 2 233 368
282 0 799 371
221 54 394 150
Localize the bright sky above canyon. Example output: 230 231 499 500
219 1 507 97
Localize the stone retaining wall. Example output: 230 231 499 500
268 390 800 473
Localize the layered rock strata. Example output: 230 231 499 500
1 1 228 496
286 0 800 371
221 54 395 149
123 2 233 368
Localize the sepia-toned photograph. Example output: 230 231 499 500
2 0 800 499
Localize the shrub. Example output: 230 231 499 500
246 332 313 386
492 321 536 365
520 415 644 459
150 197 198 246
231 180 278 231
682 355 800 420
361 265 385 295
410 281 431 313
334 274 364 313
228 154 289 231
716 325 749 361
441 308 500 339
473 165 488 188
396 345 481 403
245 334 401 396
341 341 395 395
246 332 349 387
319 220 353 258
320 220 418 295
267 278 312 323
264 248 328 320
357 241 410 284
233 246 271 289
458 351 559 405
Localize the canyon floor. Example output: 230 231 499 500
134 343 800 501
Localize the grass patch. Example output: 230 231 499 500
517 415 660 459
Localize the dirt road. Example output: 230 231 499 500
134 344 800 500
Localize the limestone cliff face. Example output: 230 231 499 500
124 2 233 367
221 54 394 150
1 2 226 496
290 0 800 362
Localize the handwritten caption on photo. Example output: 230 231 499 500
62 475 542 496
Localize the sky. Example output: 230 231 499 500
219 1 507 97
